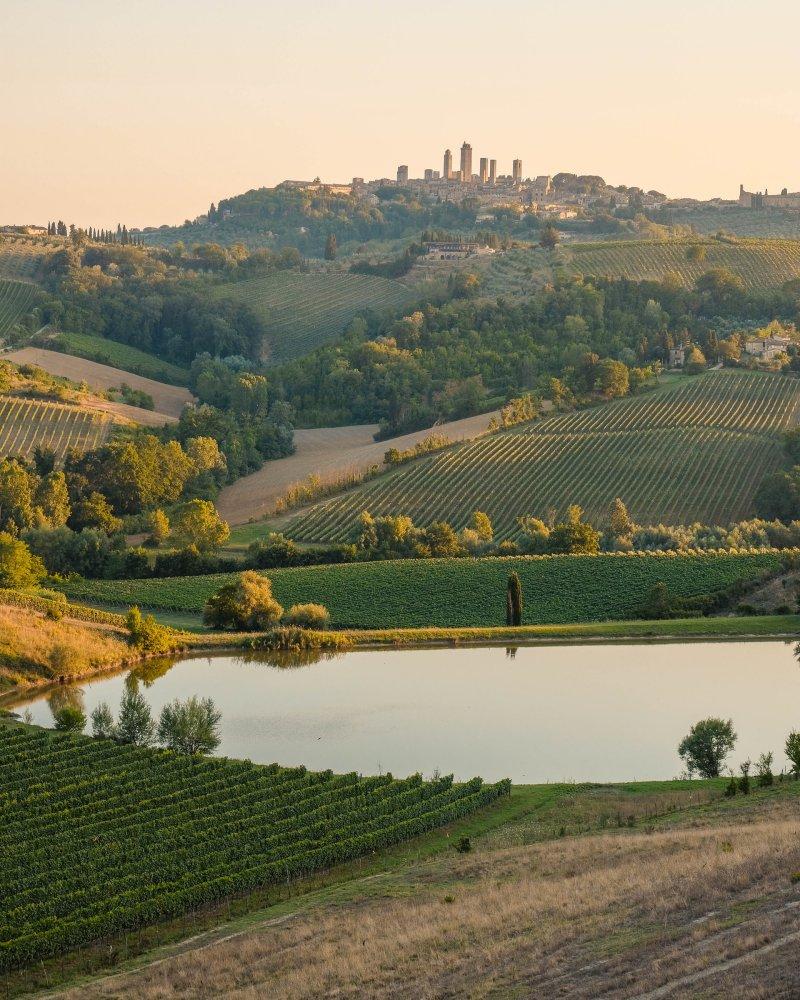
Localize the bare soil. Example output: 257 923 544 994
216 410 500 525
5 348 194 420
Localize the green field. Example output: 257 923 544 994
289 371 800 541
0 726 507 972
59 551 783 629
213 270 416 362
481 237 800 297
0 396 112 462
49 331 190 385
0 280 40 338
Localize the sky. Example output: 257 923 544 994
3 0 800 228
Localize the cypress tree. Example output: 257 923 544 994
506 572 523 626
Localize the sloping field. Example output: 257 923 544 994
0 396 113 461
50 331 190 386
0 726 507 973
60 551 783 627
0 237 51 281
213 271 416 362
482 237 800 297
0 280 39 337
216 409 500 525
5 347 194 419
287 371 800 541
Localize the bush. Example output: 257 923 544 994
126 606 181 654
284 603 331 629
157 697 222 754
203 571 284 631
678 718 737 778
52 704 86 732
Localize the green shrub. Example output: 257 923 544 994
284 603 331 629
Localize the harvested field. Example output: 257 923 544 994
5 348 194 419
216 409 500 526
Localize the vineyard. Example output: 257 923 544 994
49 331 190 385
0 236 52 281
213 270 416 362
60 551 784 628
0 726 508 972
288 371 800 540
481 237 800 297
0 397 112 462
0 280 40 338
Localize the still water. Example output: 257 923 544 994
11 641 800 783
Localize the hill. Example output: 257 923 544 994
480 237 800 297
287 371 800 541
42 331 191 385
0 396 113 462
212 270 416 362
59 550 783 629
0 279 41 338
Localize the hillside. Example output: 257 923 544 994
287 371 800 541
0 396 113 462
45 331 191 386
480 237 800 297
212 270 416 362
0 279 40 338
60 551 783 628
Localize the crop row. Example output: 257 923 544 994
59 551 785 628
0 728 508 970
0 396 111 461
215 271 414 361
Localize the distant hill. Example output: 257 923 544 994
213 270 417 362
480 237 800 297
286 370 800 541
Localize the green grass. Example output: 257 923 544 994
0 726 508 973
49 331 190 385
212 270 416 362
289 370 800 541
58 551 785 629
481 236 800 296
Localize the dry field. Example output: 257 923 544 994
5 348 194 419
57 787 800 999
216 409 500 525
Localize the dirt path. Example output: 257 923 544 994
216 410 500 525
5 348 194 419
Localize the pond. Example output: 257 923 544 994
11 641 800 783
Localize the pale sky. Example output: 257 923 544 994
3 0 800 228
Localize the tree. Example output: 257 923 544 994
91 702 116 739
157 697 222 754
147 509 170 546
595 359 629 398
642 581 672 619
785 731 800 778
69 492 123 534
171 499 230 553
34 472 71 529
754 467 800 521
0 459 35 532
548 507 601 555
0 533 45 588
539 224 559 250
203 571 284 630
126 606 180 654
756 751 774 787
53 704 86 732
609 497 634 538
116 688 155 746
684 345 707 374
470 510 493 543
324 233 337 260
506 572 523 626
517 516 550 554
678 718 737 778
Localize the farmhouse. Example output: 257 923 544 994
425 241 486 260
745 335 791 361
668 346 686 369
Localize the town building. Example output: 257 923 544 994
489 159 497 184
397 165 409 184
460 141 473 183
443 149 453 181
512 159 523 184
738 184 800 209
479 157 488 184
668 347 686 369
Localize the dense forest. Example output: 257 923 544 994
273 270 800 433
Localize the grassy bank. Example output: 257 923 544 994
59 551 786 629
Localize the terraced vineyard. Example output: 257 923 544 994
0 280 40 337
288 371 800 540
481 237 800 297
0 397 112 461
0 726 508 972
213 270 416 361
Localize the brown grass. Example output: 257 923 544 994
62 796 800 999
0 605 129 689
